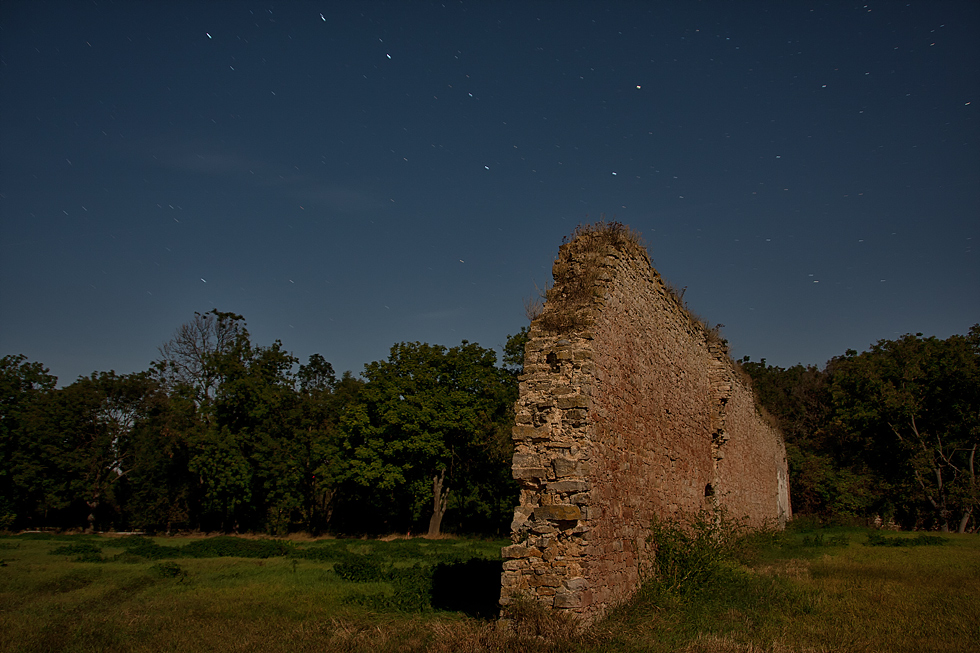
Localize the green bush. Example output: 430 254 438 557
115 535 183 560
291 539 349 562
801 532 849 547
334 553 391 582
647 509 750 596
387 564 435 611
150 561 187 581
180 536 292 559
49 542 106 563
343 563 435 612
865 532 947 547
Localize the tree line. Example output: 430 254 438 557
0 310 528 536
741 324 979 533
1 311 977 535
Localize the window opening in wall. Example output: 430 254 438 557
546 352 560 372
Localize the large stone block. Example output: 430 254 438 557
564 577 589 591
501 544 541 559
528 574 561 588
557 395 590 410
547 479 590 493
512 466 549 480
512 452 539 467
553 589 592 609
533 505 582 522
512 425 551 441
553 457 589 477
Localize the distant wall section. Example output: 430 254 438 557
500 225 790 623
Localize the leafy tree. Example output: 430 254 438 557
6 370 163 530
829 328 980 532
59 371 164 531
188 322 300 532
124 386 195 532
297 363 361 533
336 341 518 535
298 353 336 394
189 424 254 531
0 355 58 528
738 358 876 519
502 327 530 375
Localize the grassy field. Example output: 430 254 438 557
0 525 977 652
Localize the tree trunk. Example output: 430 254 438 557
958 508 972 534
85 498 99 534
960 445 977 534
426 469 450 538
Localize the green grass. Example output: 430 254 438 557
0 526 977 652
592 521 980 653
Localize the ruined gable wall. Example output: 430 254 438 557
501 227 790 624
586 247 721 613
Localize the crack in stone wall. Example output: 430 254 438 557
500 227 791 624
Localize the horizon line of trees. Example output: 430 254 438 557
1 311 977 535
741 324 979 533
0 310 528 537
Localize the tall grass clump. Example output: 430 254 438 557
647 508 753 595
598 509 814 651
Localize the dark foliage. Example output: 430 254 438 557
865 532 947 547
115 536 183 560
1 310 519 537
180 536 292 559
740 325 979 531
334 552 392 582
49 541 106 562
149 561 187 580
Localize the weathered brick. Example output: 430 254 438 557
569 492 591 505
512 453 539 467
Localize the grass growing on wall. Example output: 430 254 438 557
1 526 977 652
538 220 646 333
536 221 739 370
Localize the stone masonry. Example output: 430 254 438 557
500 225 791 624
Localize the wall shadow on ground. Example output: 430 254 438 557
431 558 502 619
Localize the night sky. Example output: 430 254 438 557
1 1 977 386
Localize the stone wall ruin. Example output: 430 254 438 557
500 223 791 624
